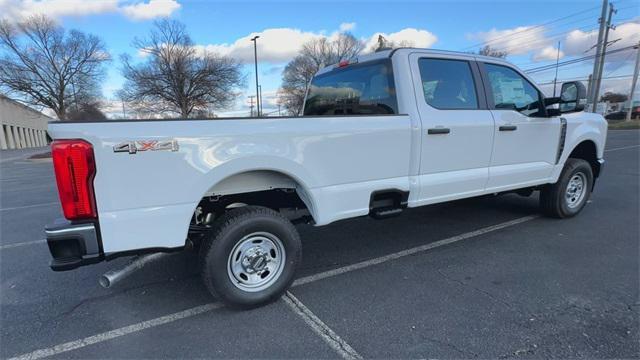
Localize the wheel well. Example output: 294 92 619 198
568 140 600 178
193 171 314 229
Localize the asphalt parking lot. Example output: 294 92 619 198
1 130 638 359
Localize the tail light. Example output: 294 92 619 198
51 140 97 220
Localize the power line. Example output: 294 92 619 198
523 45 636 73
490 23 600 54
536 74 632 85
461 4 600 50
495 14 636 56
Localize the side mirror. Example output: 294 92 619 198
559 81 587 113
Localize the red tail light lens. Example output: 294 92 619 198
51 140 97 220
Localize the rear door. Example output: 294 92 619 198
409 53 495 205
479 62 561 191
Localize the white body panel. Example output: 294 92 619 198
50 115 412 253
47 49 608 255
486 110 561 191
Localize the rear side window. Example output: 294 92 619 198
418 58 479 110
303 60 397 116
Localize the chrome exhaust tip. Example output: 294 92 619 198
99 253 166 288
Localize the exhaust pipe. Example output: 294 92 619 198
99 253 166 288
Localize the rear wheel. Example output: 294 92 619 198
199 206 301 308
540 158 593 218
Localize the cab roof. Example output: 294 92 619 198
316 47 513 76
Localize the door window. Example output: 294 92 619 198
484 63 544 117
417 58 479 110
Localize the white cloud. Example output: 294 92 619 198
468 19 640 65
195 28 325 63
195 26 438 65
564 20 640 64
120 0 180 21
364 28 438 51
339 22 356 32
0 0 180 21
467 25 549 56
533 46 564 62
0 0 118 19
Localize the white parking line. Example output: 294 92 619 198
0 239 46 251
293 215 538 287
605 144 640 152
8 215 538 360
283 291 362 360
0 202 59 212
8 303 223 360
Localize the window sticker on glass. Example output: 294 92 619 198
485 63 543 117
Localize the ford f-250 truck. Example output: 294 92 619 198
45 48 606 308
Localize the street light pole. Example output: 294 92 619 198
251 36 260 117
553 41 561 97
258 85 263 116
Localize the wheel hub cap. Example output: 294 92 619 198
565 172 587 209
242 247 269 273
227 232 286 292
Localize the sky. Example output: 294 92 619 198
1 0 639 117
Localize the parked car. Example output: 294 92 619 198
45 48 607 308
605 107 640 120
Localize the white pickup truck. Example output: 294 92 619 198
45 48 606 308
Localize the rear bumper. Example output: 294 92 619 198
45 219 103 271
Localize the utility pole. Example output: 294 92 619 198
258 85 263 117
251 36 260 117
248 95 255 117
626 42 640 122
278 103 281 116
122 100 126 119
591 2 616 112
553 41 561 97
589 0 609 110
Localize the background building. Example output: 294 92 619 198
0 95 51 150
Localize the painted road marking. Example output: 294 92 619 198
0 202 58 212
293 215 538 287
8 215 538 360
8 303 223 360
0 239 47 250
605 144 640 152
283 291 362 360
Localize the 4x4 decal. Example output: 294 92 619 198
113 140 179 154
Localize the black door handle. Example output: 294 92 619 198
499 125 517 131
427 128 450 135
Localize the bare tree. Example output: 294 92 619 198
477 45 508 58
120 19 244 118
277 33 363 115
66 100 108 121
0 16 110 120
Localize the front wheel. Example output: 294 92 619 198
540 158 593 218
199 206 301 308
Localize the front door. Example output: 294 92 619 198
480 62 561 191
409 54 495 205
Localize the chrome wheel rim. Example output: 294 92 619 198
565 172 587 209
227 232 286 292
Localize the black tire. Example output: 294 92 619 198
540 158 593 218
199 206 301 309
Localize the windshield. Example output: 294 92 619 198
303 59 398 116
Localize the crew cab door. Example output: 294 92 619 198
479 62 561 191
409 54 494 205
